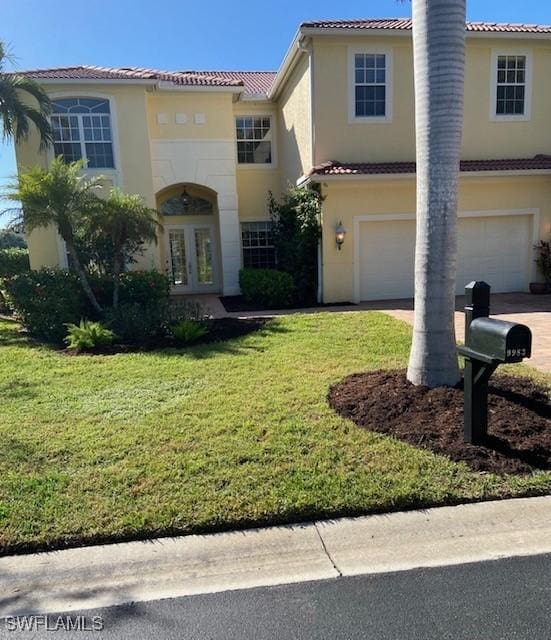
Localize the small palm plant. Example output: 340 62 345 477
4 157 104 313
83 188 160 308
65 320 115 351
0 41 52 148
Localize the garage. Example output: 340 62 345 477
358 214 532 301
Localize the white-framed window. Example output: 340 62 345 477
490 51 532 121
348 47 393 123
235 116 272 164
51 97 115 168
241 221 276 268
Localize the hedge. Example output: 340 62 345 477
1 269 170 344
239 268 295 309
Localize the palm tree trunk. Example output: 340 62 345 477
406 0 466 388
65 239 103 315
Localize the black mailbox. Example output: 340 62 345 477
463 317 532 364
457 281 532 445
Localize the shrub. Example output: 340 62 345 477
0 249 31 315
239 268 295 308
100 272 171 345
0 249 30 278
0 230 26 250
269 187 321 305
105 301 169 345
172 319 208 345
65 320 115 351
1 269 85 343
535 240 551 284
2 268 171 345
88 270 170 312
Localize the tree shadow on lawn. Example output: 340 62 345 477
0 318 45 350
154 318 291 360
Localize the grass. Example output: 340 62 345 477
0 312 550 555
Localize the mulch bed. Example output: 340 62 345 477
64 317 266 356
328 370 551 475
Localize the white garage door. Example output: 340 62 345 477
359 215 531 301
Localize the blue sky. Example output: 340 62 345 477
2 0 551 226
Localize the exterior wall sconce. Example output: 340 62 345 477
335 221 346 250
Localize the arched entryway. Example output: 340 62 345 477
156 183 222 294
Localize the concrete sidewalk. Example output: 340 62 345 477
1 496 551 617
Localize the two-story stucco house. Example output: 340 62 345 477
14 18 551 303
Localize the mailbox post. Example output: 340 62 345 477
458 282 532 445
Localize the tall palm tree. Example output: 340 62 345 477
406 0 466 388
0 41 52 149
4 157 104 313
85 188 159 308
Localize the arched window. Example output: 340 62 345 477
160 193 213 216
51 97 114 168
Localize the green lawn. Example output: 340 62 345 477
0 312 550 555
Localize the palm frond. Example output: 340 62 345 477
10 75 52 114
0 70 52 148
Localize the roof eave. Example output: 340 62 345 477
303 168 551 183
300 26 551 40
268 28 309 100
239 93 271 102
156 80 243 93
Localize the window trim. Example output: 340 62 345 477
240 219 276 269
47 91 122 182
235 114 277 169
490 49 533 122
348 46 393 124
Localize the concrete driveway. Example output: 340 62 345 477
365 293 551 374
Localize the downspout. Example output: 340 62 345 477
316 193 323 304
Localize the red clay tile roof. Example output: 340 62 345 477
184 71 276 95
309 157 551 177
301 18 551 34
17 65 276 95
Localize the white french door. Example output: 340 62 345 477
165 224 219 294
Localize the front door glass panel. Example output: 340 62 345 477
194 228 214 285
168 230 189 286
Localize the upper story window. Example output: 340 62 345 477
491 51 532 121
236 117 272 164
349 48 392 123
51 98 115 168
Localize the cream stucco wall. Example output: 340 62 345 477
312 35 551 165
321 175 551 303
278 52 312 187
147 92 235 140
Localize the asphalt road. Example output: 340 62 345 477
2 554 551 640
